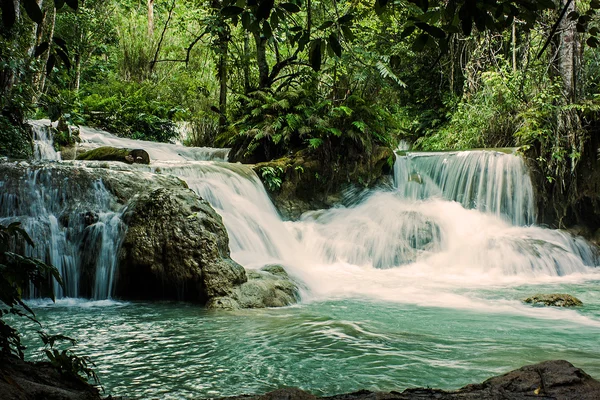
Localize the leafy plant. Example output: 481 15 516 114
260 166 284 192
0 222 62 359
39 331 101 386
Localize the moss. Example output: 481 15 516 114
76 146 150 164
0 116 32 159
254 145 394 219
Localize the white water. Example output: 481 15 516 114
3 123 600 319
30 120 60 161
394 150 535 226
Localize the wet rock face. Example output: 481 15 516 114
207 264 300 310
523 293 583 307
253 146 394 220
222 360 600 400
117 187 247 302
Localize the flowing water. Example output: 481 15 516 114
4 122 600 398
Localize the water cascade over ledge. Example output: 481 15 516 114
394 150 536 226
1 122 598 304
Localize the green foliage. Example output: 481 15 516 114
0 222 62 359
416 68 523 150
80 80 184 142
225 84 398 162
39 332 101 386
0 116 33 159
260 166 284 191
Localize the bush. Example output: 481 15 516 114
80 80 184 142
223 85 398 162
0 116 33 159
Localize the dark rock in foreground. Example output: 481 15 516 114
523 293 583 307
222 360 600 400
76 146 150 164
117 187 247 303
0 355 100 400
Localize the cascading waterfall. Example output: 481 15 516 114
141 162 304 269
1 122 598 304
30 120 60 161
0 165 125 298
394 150 536 226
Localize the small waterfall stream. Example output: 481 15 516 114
1 121 598 302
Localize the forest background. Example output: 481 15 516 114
1 0 600 228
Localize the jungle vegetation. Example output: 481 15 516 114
0 0 599 218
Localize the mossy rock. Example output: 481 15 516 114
523 293 583 307
76 146 150 164
206 264 300 310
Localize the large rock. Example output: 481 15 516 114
0 355 100 400
253 146 394 220
76 146 150 164
223 360 600 400
117 187 247 302
523 293 583 307
207 264 300 309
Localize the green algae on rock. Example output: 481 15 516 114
523 293 583 307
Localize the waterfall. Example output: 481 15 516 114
394 150 536 226
30 120 60 161
0 164 125 298
1 123 598 303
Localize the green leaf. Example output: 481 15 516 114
587 36 600 48
412 33 429 52
263 20 273 38
401 26 416 39
23 0 43 24
34 42 50 57
56 48 71 70
46 54 56 76
221 6 245 17
318 20 334 30
279 2 300 13
328 33 342 57
338 13 353 24
1 0 16 28
341 25 354 41
65 0 78 10
310 39 322 71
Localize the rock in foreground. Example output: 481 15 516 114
117 187 247 302
523 293 583 307
223 360 600 400
0 355 100 400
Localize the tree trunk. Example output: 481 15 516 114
254 32 269 88
243 32 251 93
74 54 82 92
217 30 228 127
557 0 577 101
35 6 56 102
148 0 155 39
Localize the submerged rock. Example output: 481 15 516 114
207 264 300 310
523 293 583 307
222 360 600 400
117 187 246 302
76 146 150 164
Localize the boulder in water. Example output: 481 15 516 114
76 146 150 164
523 293 583 307
207 264 300 310
116 187 247 302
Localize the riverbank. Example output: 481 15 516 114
3 358 599 400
